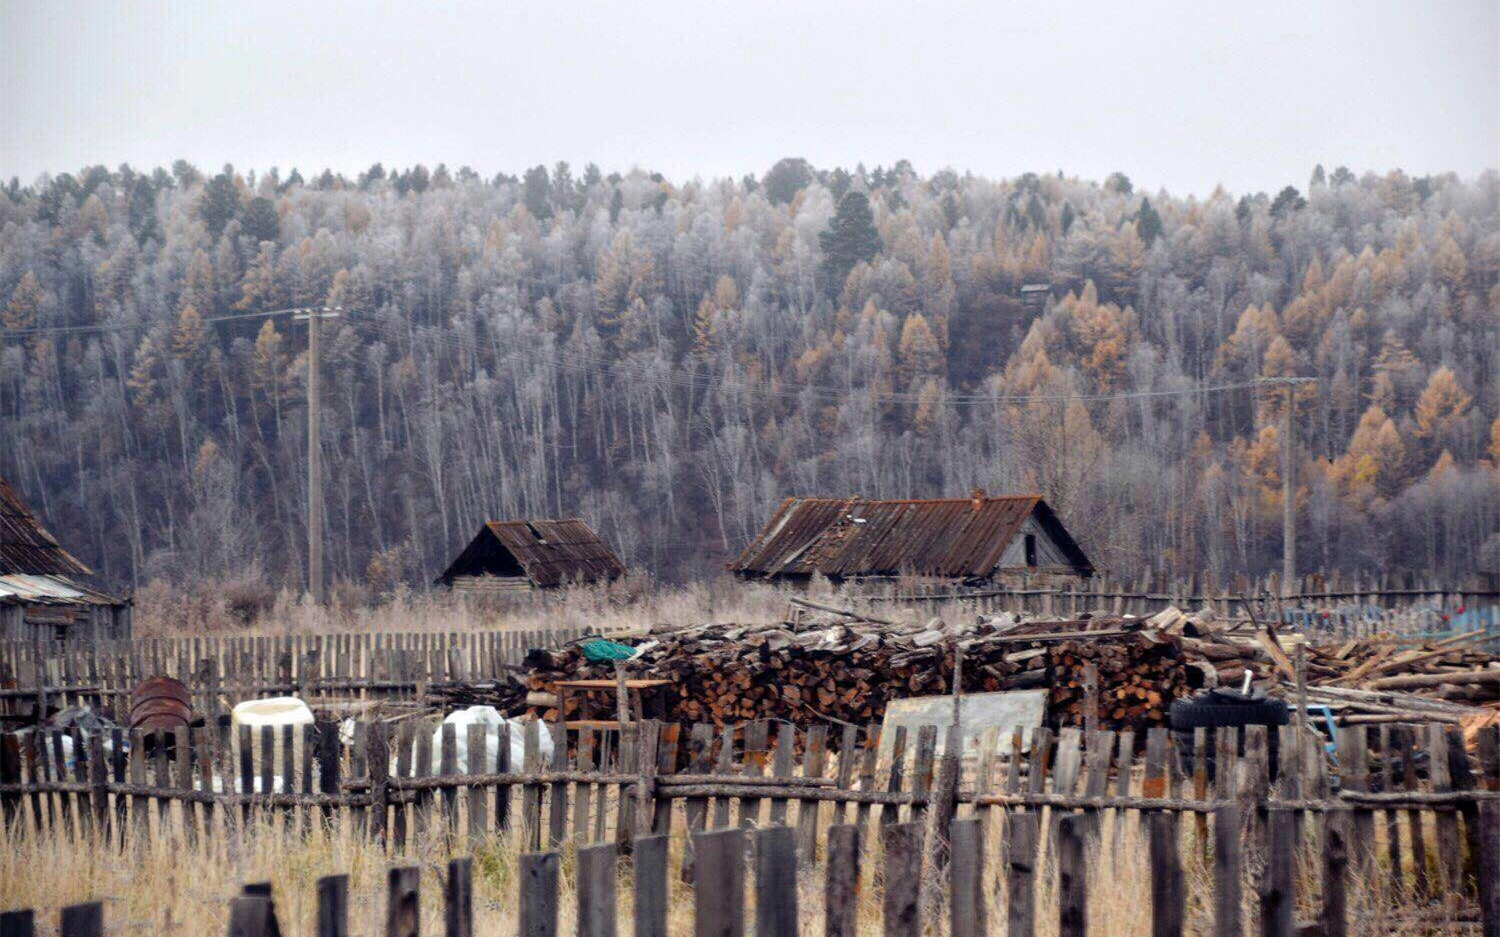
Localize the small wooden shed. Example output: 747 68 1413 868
0 475 131 642
436 518 626 596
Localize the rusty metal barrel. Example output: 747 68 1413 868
129 676 192 732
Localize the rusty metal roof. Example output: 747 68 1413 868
729 494 1091 579
438 518 626 588
0 475 92 577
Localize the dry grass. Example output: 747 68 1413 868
0 797 1461 937
130 575 814 639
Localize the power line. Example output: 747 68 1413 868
351 314 1285 407
0 305 324 339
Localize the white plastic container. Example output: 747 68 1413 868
427 706 552 774
231 696 315 729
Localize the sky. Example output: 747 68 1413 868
1 0 1495 198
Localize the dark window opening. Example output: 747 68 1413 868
1024 534 1037 567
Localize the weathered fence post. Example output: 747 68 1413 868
368 723 390 847
316 875 349 937
1006 812 1038 937
1258 808 1294 937
694 828 745 937
1319 812 1348 937
518 851 560 937
0 909 35 937
755 826 798 937
633 834 670 937
949 817 986 937
1149 811 1183 937
882 822 922 937
226 897 275 937
825 825 861 937
1057 815 1088 937
445 858 472 937
386 866 420 937
1213 804 1242 937
577 842 617 937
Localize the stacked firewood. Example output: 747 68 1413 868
509 612 1206 731
1047 630 1194 730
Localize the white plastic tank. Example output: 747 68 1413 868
231 696 315 729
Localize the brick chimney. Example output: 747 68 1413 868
970 487 986 509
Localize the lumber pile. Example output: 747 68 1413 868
504 610 1217 733
422 603 1495 735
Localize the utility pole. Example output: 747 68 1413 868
294 306 342 604
1258 376 1317 598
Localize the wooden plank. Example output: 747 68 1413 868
59 903 102 937
881 822 922 937
949 817 986 937
548 721 569 846
386 866 420 937
796 725 828 865
1477 800 1499 937
226 896 276 937
633 834 670 937
1258 809 1294 937
414 724 434 841
1427 724 1461 898
1213 804 1241 937
767 725 796 827
446 858 473 937
824 825 861 937
1398 725 1430 899
1149 812 1183 937
650 723 680 837
368 723 390 847
881 726 908 829
493 720 511 834
440 722 459 840
755 826 798 937
1318 812 1347 937
518 852 560 937
0 910 35 937
694 828 746 937
908 725 937 830
711 727 735 830
317 875 349 937
577 842 617 937
1056 815 1087 937
573 727 596 844
1006 810 1038 937
521 720 541 849
738 720 769 832
466 723 488 844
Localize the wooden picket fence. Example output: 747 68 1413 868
3 715 1497 927
0 627 585 719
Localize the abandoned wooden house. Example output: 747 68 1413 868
729 490 1093 587
436 518 626 597
0 475 131 642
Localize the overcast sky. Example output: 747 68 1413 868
2 0 1495 197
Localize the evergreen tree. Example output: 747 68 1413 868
523 165 553 220
199 171 240 239
763 157 813 205
1134 197 1163 246
241 196 280 243
819 192 882 296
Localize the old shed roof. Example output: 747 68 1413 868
0 475 92 578
438 518 626 588
729 494 1091 579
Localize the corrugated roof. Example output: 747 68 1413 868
729 494 1091 579
0 573 120 607
0 475 92 577
438 518 626 588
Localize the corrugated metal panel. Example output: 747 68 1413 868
0 476 92 577
0 573 120 606
730 494 1091 579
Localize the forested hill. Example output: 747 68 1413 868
0 160 1496 592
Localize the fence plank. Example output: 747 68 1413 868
1319 812 1347 937
1213 804 1242 937
444 858 472 937
577 843 617 937
1149 812 1183 937
467 724 488 844
1006 812 1038 937
949 817 986 937
518 852 560 937
1056 815 1087 937
633 834 670 937
226 896 276 937
59 904 102 937
317 875 349 937
694 828 746 937
1258 809 1294 937
386 866 420 937
881 822 922 937
825 825 861 937
0 910 34 937
755 826 799 937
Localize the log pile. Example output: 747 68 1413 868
422 603 1495 735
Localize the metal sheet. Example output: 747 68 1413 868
879 689 1048 759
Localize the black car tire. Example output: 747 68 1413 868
1168 696 1289 730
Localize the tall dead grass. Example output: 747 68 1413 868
0 799 1452 937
